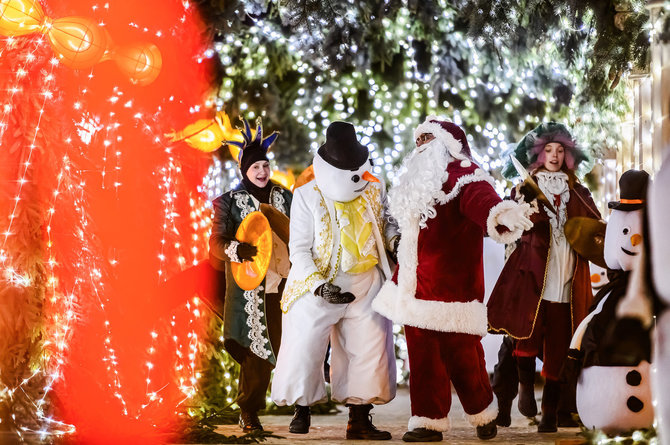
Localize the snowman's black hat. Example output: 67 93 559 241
317 121 369 170
608 169 650 211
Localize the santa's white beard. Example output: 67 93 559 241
388 139 452 229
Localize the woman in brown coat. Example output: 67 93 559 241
487 122 600 433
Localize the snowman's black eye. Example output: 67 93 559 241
352 175 360 183
623 227 630 235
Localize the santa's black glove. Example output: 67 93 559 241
315 283 355 305
237 242 258 262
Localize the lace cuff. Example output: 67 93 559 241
225 240 241 263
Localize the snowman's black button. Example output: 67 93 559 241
627 396 644 413
626 370 642 386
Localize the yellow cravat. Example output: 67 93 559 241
334 195 378 274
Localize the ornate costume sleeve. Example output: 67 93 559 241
208 195 242 263
288 186 326 293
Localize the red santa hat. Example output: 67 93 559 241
413 116 472 167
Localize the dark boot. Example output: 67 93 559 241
538 379 560 433
289 405 310 434
495 397 513 427
476 420 498 440
517 356 538 418
346 404 391 440
557 380 579 427
402 428 443 442
557 411 579 428
239 409 263 432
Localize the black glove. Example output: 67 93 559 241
315 283 355 304
237 242 258 262
518 181 538 203
559 348 583 384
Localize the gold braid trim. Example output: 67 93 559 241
280 244 343 313
281 271 325 312
281 186 344 312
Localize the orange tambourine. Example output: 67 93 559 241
231 211 273 291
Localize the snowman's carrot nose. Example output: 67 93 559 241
590 273 601 283
631 234 642 246
362 171 380 183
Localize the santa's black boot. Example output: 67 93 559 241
402 428 443 442
289 405 310 434
476 420 498 440
538 379 560 433
346 404 391 440
517 356 538 418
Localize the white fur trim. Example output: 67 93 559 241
371 281 399 321
438 168 494 206
486 200 524 244
460 159 471 167
372 281 489 336
414 119 469 162
408 415 451 432
464 395 498 427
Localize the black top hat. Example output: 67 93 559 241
317 121 369 170
608 169 650 211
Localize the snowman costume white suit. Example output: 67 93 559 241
271 123 398 410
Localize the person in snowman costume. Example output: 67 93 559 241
271 121 398 440
372 117 535 442
562 169 654 434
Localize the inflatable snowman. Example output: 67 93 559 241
616 157 670 444
570 170 653 434
589 262 610 296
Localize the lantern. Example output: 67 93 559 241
0 0 45 36
114 42 162 86
46 16 109 69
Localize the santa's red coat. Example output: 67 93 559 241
375 161 518 336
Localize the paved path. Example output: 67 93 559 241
215 387 584 444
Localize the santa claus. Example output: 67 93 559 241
372 117 534 442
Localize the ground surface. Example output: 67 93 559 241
211 387 583 445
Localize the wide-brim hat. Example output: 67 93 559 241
608 169 650 211
502 122 590 179
317 121 369 170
